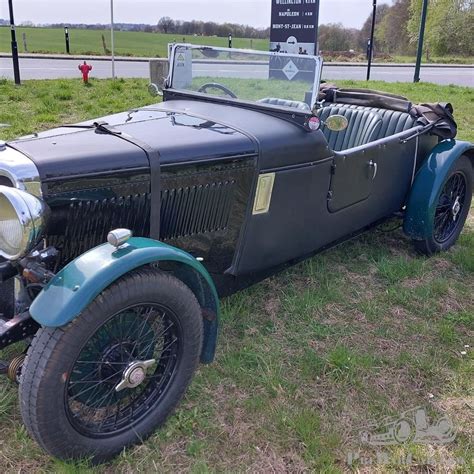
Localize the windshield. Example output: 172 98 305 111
169 44 322 112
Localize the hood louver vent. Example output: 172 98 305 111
160 181 235 240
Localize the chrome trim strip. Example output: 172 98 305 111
0 145 42 198
411 136 419 186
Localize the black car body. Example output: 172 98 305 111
0 45 472 462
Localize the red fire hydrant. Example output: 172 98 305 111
78 61 93 83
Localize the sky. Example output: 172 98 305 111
1 0 393 30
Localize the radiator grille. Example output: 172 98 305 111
160 180 235 240
48 179 236 264
48 194 151 265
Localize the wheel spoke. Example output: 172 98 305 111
66 303 181 436
137 321 174 360
434 172 467 244
129 307 158 357
69 370 122 401
436 202 451 211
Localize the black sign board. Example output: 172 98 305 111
270 0 320 55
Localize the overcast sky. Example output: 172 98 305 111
1 1 392 29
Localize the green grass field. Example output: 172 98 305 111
0 78 473 472
392 56 474 65
0 26 269 58
1 27 472 65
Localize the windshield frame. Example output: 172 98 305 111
166 43 323 113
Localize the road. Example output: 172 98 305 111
322 64 473 86
0 57 473 86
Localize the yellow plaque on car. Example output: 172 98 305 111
253 173 275 215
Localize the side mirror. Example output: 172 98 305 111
148 83 163 97
325 115 349 132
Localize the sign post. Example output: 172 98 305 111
366 0 377 81
270 0 320 56
8 0 21 85
110 0 116 79
64 27 70 54
414 0 429 83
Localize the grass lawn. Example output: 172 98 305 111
1 26 472 66
0 78 473 472
0 26 269 58
390 55 474 65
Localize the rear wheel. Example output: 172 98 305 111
414 156 472 256
19 268 203 463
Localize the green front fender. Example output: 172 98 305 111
403 139 474 240
29 237 220 363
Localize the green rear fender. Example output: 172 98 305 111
29 237 220 363
403 139 474 240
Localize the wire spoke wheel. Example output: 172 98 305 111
434 171 467 244
412 156 472 256
20 269 203 462
66 303 181 437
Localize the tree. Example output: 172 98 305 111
157 16 175 34
408 0 473 56
441 2 474 55
358 3 391 50
319 23 358 51
376 0 413 54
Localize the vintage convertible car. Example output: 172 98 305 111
0 45 472 462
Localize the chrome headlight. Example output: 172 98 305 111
0 185 48 260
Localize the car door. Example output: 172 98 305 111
327 147 378 212
328 133 419 217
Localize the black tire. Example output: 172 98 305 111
414 156 473 256
19 268 203 463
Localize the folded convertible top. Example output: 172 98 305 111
410 102 457 139
318 83 412 112
318 84 457 139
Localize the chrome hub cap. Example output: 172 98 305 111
115 359 156 392
434 172 467 244
452 197 461 221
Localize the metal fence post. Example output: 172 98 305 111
64 27 70 54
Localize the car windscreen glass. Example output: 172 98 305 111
169 44 322 111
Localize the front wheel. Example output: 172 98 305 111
19 268 203 463
414 156 473 256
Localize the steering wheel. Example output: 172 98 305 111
198 83 237 99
